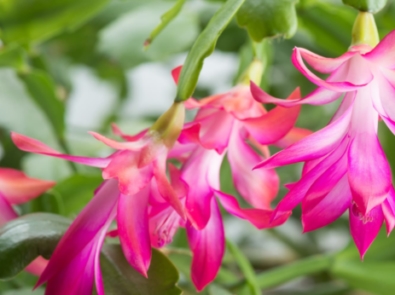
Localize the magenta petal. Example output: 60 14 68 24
215 191 290 229
382 188 395 234
118 188 151 277
227 127 278 208
171 66 182 84
302 176 351 232
37 179 119 286
255 106 352 169
0 193 17 226
348 133 391 215
11 132 111 168
292 48 372 91
186 198 224 291
111 124 148 142
363 30 395 68
349 204 384 258
296 48 357 73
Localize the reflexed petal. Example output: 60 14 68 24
302 176 351 232
295 47 356 73
89 131 146 151
118 188 151 277
0 168 54 204
0 193 17 226
215 191 290 229
182 148 224 229
111 124 148 142
363 30 395 69
383 188 395 234
186 198 224 291
255 107 352 169
227 127 278 208
274 127 312 148
37 179 119 286
11 132 111 168
348 133 391 215
243 88 301 145
292 48 372 91
350 203 384 258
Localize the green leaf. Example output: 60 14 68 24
236 0 298 42
0 213 70 280
101 245 181 295
208 284 233 295
144 0 186 48
18 70 65 140
51 174 103 217
175 0 246 101
99 3 198 68
226 240 260 295
0 0 109 44
0 46 25 69
342 0 388 13
331 260 395 295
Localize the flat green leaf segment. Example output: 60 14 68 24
0 0 109 44
175 0 246 101
144 0 186 49
101 245 181 295
236 0 298 42
0 213 71 280
342 0 388 13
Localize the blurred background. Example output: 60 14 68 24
1 0 395 294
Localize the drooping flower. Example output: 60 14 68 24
0 168 55 276
251 12 395 256
147 62 308 290
12 101 186 294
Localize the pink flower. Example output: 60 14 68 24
251 29 395 257
12 102 186 294
0 168 55 276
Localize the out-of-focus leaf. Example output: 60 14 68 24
22 192 63 216
176 0 246 101
18 70 65 141
226 240 260 295
3 288 44 295
342 0 387 13
208 284 233 295
0 46 25 69
99 3 199 68
236 0 298 42
101 245 181 295
0 213 70 279
51 174 103 217
0 0 109 44
331 260 395 295
144 0 186 48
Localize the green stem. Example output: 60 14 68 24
229 255 333 291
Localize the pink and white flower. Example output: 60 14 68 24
251 29 395 257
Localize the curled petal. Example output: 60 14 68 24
255 106 352 169
186 198 224 291
350 203 384 259
118 188 151 277
363 30 395 69
11 132 110 168
243 88 301 145
111 124 148 142
0 168 54 204
383 188 395 234
89 131 146 151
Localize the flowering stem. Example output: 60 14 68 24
228 255 333 291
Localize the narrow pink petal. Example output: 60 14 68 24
296 48 357 73
0 168 54 204
215 191 290 229
363 30 395 68
0 193 17 226
243 88 301 145
292 48 373 91
227 126 278 208
186 198 224 291
118 187 151 277
182 147 223 229
302 176 351 232
111 123 148 142
171 65 182 84
255 106 352 169
348 133 391 215
349 203 384 258
11 132 110 168
37 179 119 286
89 131 146 151
25 257 48 277
383 188 395 234
274 127 312 148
